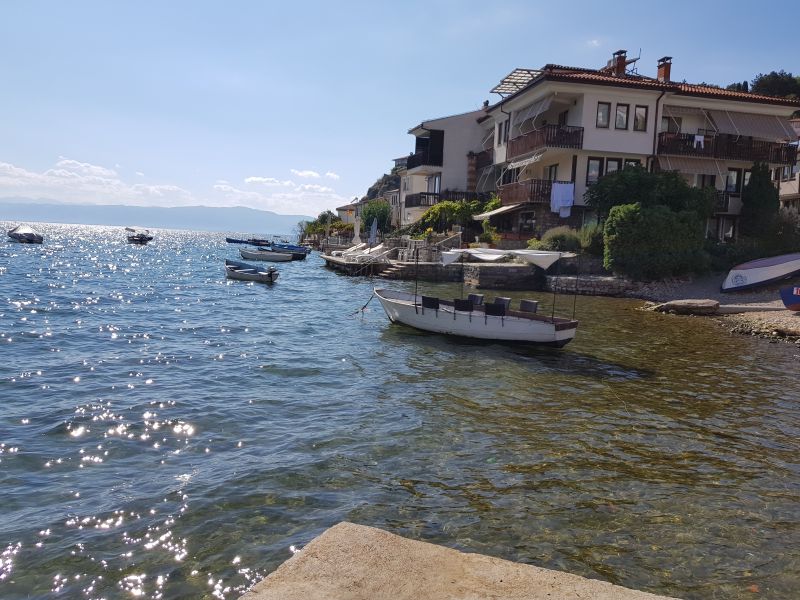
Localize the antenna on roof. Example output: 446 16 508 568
627 48 642 75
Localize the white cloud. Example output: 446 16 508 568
290 169 320 179
135 171 145 177
0 157 344 215
244 176 295 187
324 171 340 180
586 39 601 48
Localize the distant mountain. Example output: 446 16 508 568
0 200 313 234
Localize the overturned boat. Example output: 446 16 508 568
374 249 578 347
721 253 800 292
8 225 43 244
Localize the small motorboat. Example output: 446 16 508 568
8 225 43 244
224 259 279 283
225 237 271 247
780 286 800 311
271 242 310 256
721 253 800 292
126 227 153 245
239 248 292 262
374 249 578 347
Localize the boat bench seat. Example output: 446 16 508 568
484 302 507 317
421 296 440 310
467 293 484 306
453 299 473 312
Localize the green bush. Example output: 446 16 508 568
604 203 709 280
578 223 604 256
527 226 581 252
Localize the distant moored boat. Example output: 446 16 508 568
8 224 43 244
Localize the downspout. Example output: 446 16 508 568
651 90 666 172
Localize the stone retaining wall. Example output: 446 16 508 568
546 274 641 297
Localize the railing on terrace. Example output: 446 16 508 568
498 179 572 206
657 132 798 165
404 190 486 208
715 191 733 213
475 148 494 170
406 151 443 170
507 125 584 160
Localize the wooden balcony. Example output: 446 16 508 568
406 150 443 171
658 132 798 165
475 148 494 170
404 190 485 208
507 125 584 161
498 179 571 206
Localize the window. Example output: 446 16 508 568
586 157 604 185
660 116 682 133
519 211 536 233
402 177 410 191
697 174 716 188
744 170 752 187
633 105 648 131
624 158 642 169
504 119 510 143
547 164 558 181
558 110 568 127
606 158 622 174
497 123 503 146
726 168 741 193
501 167 519 186
615 104 629 129
427 174 441 194
596 102 611 128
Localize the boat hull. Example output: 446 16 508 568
239 249 292 262
780 286 800 311
224 259 279 283
722 253 800 292
8 226 43 244
374 289 577 347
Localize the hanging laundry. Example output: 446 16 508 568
550 182 574 218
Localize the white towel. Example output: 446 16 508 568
694 134 705 149
551 182 575 217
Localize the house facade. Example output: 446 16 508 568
475 51 799 241
778 118 800 210
396 109 489 227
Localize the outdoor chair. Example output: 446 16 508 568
493 297 512 310
467 293 484 306
519 299 539 313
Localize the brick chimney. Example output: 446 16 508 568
657 56 672 82
612 49 627 77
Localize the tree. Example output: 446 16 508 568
750 70 800 99
361 200 392 233
740 162 780 238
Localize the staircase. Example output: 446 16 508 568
377 263 414 279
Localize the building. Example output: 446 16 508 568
336 203 357 224
475 51 799 241
396 109 489 227
778 118 800 210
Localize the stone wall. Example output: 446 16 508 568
545 274 641 297
463 263 543 290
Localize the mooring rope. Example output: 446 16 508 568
352 292 375 315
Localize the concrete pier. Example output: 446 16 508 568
240 522 679 600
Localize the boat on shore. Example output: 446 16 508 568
721 253 800 292
239 248 292 262
8 225 43 244
224 259 279 283
374 249 578 347
780 286 800 311
126 227 153 245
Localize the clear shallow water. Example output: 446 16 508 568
1 222 799 600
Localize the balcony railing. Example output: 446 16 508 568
507 125 584 160
475 148 494 170
658 132 798 165
715 191 732 213
406 151 443 170
498 179 572 206
404 190 486 208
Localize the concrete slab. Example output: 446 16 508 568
239 522 680 600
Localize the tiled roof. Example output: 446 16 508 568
675 83 800 106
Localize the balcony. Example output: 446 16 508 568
475 148 494 170
507 125 584 161
406 150 443 171
715 191 732 213
658 132 798 165
498 179 571 206
404 190 485 208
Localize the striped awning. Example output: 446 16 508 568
708 110 795 140
662 105 705 117
508 150 547 170
473 203 523 221
657 156 723 176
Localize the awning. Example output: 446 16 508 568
508 150 546 170
442 248 576 270
473 203 523 221
513 95 553 132
657 156 723 175
708 110 795 140
662 105 706 117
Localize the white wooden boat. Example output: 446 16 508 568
8 225 43 244
239 248 292 262
374 249 578 347
224 259 279 283
374 289 577 347
721 252 800 292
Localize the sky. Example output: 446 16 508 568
1 0 798 218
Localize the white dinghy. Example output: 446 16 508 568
721 252 800 292
239 248 292 262
374 249 578 347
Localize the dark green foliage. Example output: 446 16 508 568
527 226 581 252
418 200 481 232
584 166 714 218
604 203 709 280
740 162 780 237
361 200 392 233
578 223 604 256
301 210 343 235
726 81 749 92
750 70 800 99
